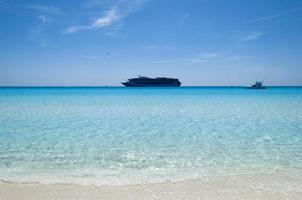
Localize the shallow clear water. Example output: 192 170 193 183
0 87 302 185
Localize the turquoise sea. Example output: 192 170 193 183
0 87 302 185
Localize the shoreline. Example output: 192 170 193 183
0 169 301 187
1 172 302 200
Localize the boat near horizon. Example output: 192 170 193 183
122 76 181 87
246 81 266 89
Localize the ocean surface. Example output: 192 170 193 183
0 87 302 186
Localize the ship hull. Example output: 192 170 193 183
122 82 181 87
122 77 181 87
246 87 266 90
246 87 266 89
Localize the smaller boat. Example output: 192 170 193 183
247 81 266 89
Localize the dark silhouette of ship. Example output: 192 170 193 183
246 81 266 89
122 76 181 87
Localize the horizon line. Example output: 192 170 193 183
0 85 302 88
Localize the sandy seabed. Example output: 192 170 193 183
1 172 302 200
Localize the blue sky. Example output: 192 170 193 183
0 0 302 86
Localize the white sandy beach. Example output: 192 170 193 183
1 172 302 200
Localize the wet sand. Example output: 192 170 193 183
1 172 302 200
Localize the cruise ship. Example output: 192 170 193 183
246 81 266 89
122 76 181 87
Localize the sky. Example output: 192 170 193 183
0 0 302 86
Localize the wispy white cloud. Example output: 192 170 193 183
153 53 221 64
142 45 173 50
38 15 51 24
64 7 119 33
1 3 59 46
1 2 62 15
82 56 103 59
198 53 220 59
238 32 264 41
153 53 251 65
29 5 62 15
249 8 302 23
81 53 111 59
246 66 274 73
187 53 220 63
224 55 253 61
64 0 145 34
30 15 52 47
